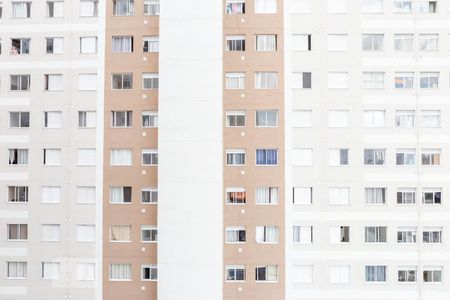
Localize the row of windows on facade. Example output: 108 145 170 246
225 71 448 90
0 36 159 55
7 111 158 129
226 148 444 167
5 223 95 242
225 225 445 245
112 0 159 16
226 264 444 284
4 261 95 281
1 73 97 91
0 0 98 18
291 33 449 52
1 37 98 55
229 109 443 128
109 263 157 281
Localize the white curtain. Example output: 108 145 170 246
396 111 415 127
80 0 96 16
255 0 277 13
42 224 60 241
8 262 27 278
256 187 269 204
79 111 96 128
52 37 64 53
363 72 384 89
77 263 95 281
143 36 159 52
44 149 61 165
112 37 132 52
53 1 64 17
110 187 124 203
12 2 28 17
265 226 278 243
110 149 132 165
329 149 341 166
45 111 62 128
41 186 61 203
255 226 264 243
256 35 276 51
78 74 97 90
365 188 384 204
47 75 63 91
226 73 244 89
255 72 277 89
361 0 383 13
422 111 440 127
267 265 278 281
42 262 60 279
110 264 131 280
77 186 95 203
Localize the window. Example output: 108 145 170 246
255 226 278 243
328 34 348 51
8 149 28 165
225 72 245 89
78 73 97 91
46 37 63 54
7 224 28 240
364 149 385 165
255 265 278 281
397 188 416 204
42 262 59 279
255 187 278 204
41 224 60 242
395 72 414 89
141 225 157 242
44 74 63 91
293 148 313 166
420 72 439 89
0 2 2 18
226 265 246 281
292 110 312 127
77 186 96 204
329 187 350 205
362 34 384 51
397 226 416 243
292 34 312 51
328 110 348 127
395 110 415 127
78 111 96 128
46 1 63 18
328 0 346 13
144 0 159 15
329 149 348 166
77 149 96 166
418 1 437 13
361 0 383 13
256 35 277 51
110 186 132 203
292 72 312 89
112 111 132 127
226 0 245 14
226 188 246 204
423 227 442 243
77 263 95 281
226 226 246 243
256 149 278 166
41 186 61 203
7 262 27 279
421 149 440 166
10 75 30 91
398 266 417 282
8 186 28 203
330 265 350 283
363 110 385 127
141 265 157 281
80 0 98 17
9 111 30 128
226 35 245 51
43 111 62 128
292 0 311 13
80 36 97 54
421 110 440 128
365 188 386 204
293 187 312 205
226 111 245 127
423 267 442 282
109 264 131 281
365 226 387 243
394 34 413 51
329 226 350 243
112 73 132 89
255 110 277 127
328 72 348 89
293 226 313 244
141 188 158 204
255 72 277 89
363 72 384 89
12 2 31 18
422 188 441 204
43 148 61 166
393 0 412 12
142 149 158 166
419 34 439 51
255 0 277 13
76 225 95 242
143 36 159 52
226 149 245 166
142 73 159 89
110 225 131 242
141 111 158 128
293 265 313 283
113 0 134 16
112 36 133 53
396 149 416 166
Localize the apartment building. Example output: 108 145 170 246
0 0 98 299
2 0 450 300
